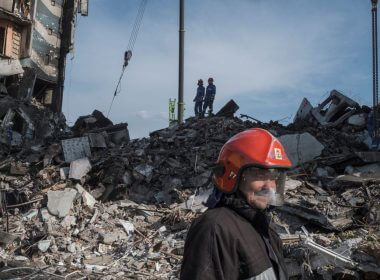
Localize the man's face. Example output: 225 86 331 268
239 169 277 209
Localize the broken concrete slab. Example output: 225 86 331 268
348 114 366 127
88 123 130 145
61 137 91 163
87 133 107 148
293 97 313 123
215 99 239 118
285 178 303 191
75 184 96 208
311 90 359 127
47 188 78 218
101 230 128 245
0 59 24 76
69 157 92 180
279 132 324 167
133 164 154 182
73 110 113 135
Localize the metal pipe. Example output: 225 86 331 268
178 0 185 124
304 238 358 269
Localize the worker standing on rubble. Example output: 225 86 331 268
202 77 216 117
181 128 291 280
368 105 380 149
193 79 205 117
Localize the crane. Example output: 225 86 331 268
107 0 148 117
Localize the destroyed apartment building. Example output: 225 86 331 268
0 89 378 279
0 0 89 113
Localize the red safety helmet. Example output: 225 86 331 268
213 128 292 194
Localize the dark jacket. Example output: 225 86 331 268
194 85 205 102
205 84 216 102
180 195 288 280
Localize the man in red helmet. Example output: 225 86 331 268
180 128 291 280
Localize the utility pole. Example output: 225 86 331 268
372 0 379 139
178 0 185 124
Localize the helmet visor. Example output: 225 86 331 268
241 167 286 207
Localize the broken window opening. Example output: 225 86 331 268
0 26 6 56
33 79 55 106
45 54 51 65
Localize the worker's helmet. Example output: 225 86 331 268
208 77 214 82
198 79 203 85
213 128 292 205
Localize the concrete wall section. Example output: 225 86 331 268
30 0 63 82
21 49 58 82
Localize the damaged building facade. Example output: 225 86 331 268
0 0 89 112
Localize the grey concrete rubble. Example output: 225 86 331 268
0 91 379 279
311 89 359 127
279 132 324 167
47 188 78 218
69 157 92 180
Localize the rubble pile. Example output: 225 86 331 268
0 91 379 279
0 96 67 149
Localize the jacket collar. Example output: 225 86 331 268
219 191 270 236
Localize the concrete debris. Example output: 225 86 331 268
37 240 51 253
279 132 324 167
311 89 359 127
75 184 96 208
119 219 135 235
348 113 366 127
69 157 92 180
47 188 78 218
215 99 240 118
284 178 303 191
72 110 113 135
0 90 379 279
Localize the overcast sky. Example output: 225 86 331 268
62 0 373 139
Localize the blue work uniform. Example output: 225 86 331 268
202 84 216 116
368 111 380 148
194 85 205 116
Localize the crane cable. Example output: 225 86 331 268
107 0 148 117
